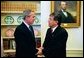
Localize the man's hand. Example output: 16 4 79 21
36 47 43 55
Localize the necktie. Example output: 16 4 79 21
51 28 53 33
29 25 32 32
63 10 68 17
50 28 54 37
29 25 34 36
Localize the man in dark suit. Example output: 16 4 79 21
14 10 38 57
42 12 68 57
57 1 75 23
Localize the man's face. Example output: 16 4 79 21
60 1 67 10
48 16 57 28
25 12 35 25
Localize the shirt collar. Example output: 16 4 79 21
61 9 66 12
52 25 58 33
23 20 29 28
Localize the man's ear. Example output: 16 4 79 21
55 20 58 25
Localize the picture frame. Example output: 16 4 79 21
51 1 81 28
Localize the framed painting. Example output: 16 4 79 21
51 1 81 28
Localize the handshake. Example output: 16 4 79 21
36 47 44 55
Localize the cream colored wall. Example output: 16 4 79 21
41 1 83 57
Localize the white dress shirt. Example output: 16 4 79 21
23 20 31 31
51 25 58 33
61 9 68 17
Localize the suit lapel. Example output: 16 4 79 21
29 26 35 37
60 11 67 18
52 26 61 37
21 23 35 38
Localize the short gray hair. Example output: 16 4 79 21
23 9 32 20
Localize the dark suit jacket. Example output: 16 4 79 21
43 26 68 57
58 10 75 23
14 22 38 57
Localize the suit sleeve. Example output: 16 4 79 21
14 27 26 47
43 28 50 48
52 29 68 50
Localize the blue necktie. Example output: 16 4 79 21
29 25 34 36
